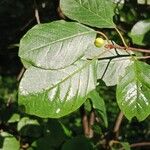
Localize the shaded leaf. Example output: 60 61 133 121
62 136 94 150
31 120 67 150
19 20 96 69
120 142 130 150
117 60 150 121
17 117 42 138
88 90 108 127
130 19 150 46
60 0 115 28
18 60 97 118
84 99 92 112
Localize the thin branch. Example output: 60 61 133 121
80 106 89 137
113 112 124 139
115 27 128 48
130 142 150 148
128 47 150 54
105 44 150 54
17 0 41 82
97 31 110 43
17 67 25 81
137 55 150 60
34 0 40 24
119 142 150 150
88 111 95 138
57 6 66 19
20 18 34 31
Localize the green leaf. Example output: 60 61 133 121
2 137 20 150
117 60 150 121
120 142 130 150
87 90 108 127
31 120 67 149
8 113 20 123
111 142 130 150
130 19 150 46
18 60 97 118
60 0 115 28
17 117 42 138
0 132 20 150
62 136 94 150
19 20 96 69
84 99 92 112
97 57 133 86
85 40 133 86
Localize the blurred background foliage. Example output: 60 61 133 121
0 0 150 149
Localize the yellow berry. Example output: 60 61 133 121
94 38 104 48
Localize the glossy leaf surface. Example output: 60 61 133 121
85 41 133 86
19 20 96 69
19 60 97 118
117 61 150 121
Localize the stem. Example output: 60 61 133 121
105 44 150 54
97 31 110 43
130 142 150 148
128 47 150 53
113 112 124 139
80 106 89 137
17 67 25 81
88 111 95 138
137 55 150 60
17 0 41 82
119 142 150 150
115 27 128 48
34 0 40 24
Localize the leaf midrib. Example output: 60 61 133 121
47 49 111 91
73 0 114 27
20 30 94 55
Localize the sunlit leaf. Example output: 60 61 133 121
117 60 150 121
19 20 96 69
85 40 133 86
18 60 97 118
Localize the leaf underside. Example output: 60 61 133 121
19 20 96 70
19 60 97 118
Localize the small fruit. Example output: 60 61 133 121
94 38 104 48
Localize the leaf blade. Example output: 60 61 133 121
18 60 97 118
84 40 133 86
117 60 150 121
60 0 115 28
88 90 108 127
130 19 150 46
19 20 96 69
